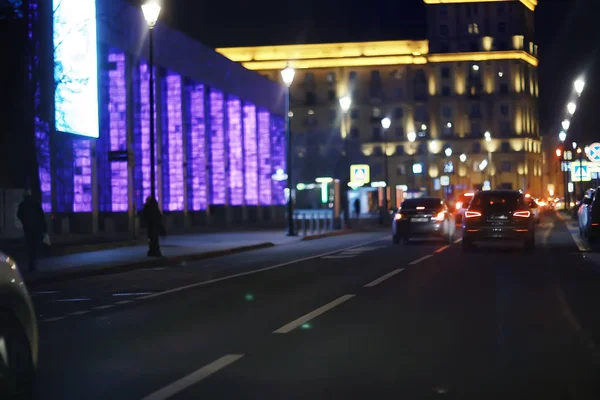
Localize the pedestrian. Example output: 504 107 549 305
354 198 361 220
17 190 47 272
143 196 163 257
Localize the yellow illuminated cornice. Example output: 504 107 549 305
428 51 538 67
216 40 429 62
423 0 537 12
230 50 537 70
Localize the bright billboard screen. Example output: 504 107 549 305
53 0 99 138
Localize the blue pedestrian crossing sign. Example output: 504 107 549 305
350 164 370 185
587 142 600 163
571 162 592 182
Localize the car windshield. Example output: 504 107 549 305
401 198 443 210
471 192 525 212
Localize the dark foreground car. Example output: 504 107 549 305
393 197 455 244
462 190 535 251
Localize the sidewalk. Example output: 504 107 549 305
17 231 303 286
15 228 385 286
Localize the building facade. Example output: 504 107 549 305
217 0 542 210
23 0 286 235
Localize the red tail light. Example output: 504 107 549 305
465 211 482 218
513 211 531 218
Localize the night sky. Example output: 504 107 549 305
151 0 600 144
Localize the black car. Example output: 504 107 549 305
462 190 535 251
392 197 455 244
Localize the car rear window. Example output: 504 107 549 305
401 198 443 209
471 192 525 212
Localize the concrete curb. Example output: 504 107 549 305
301 230 354 241
26 242 274 287
51 239 146 256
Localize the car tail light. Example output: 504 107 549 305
435 211 445 222
513 211 531 218
465 211 482 218
455 201 463 211
394 213 403 220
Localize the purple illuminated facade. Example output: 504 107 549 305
209 89 226 205
72 139 92 212
243 104 258 206
185 82 207 211
227 97 244 206
270 116 286 205
258 109 272 205
162 72 185 211
108 50 128 212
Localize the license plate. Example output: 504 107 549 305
412 217 429 222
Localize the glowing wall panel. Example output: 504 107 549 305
209 89 226 205
243 104 258 205
227 97 244 206
185 83 207 211
136 62 158 207
270 116 286 205
53 0 99 138
258 109 272 205
73 139 92 212
162 72 184 211
108 50 128 212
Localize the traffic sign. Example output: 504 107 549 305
571 161 592 182
350 164 370 185
587 143 600 163
440 175 450 186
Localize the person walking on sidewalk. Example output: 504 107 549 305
143 196 163 257
17 190 47 272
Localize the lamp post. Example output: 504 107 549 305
567 102 577 116
562 119 571 131
559 130 567 143
142 0 161 200
444 147 452 201
281 65 296 236
339 95 352 228
484 131 493 189
577 147 584 200
381 117 391 219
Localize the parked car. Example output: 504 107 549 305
393 197 455 244
462 190 536 251
578 188 600 243
0 253 38 398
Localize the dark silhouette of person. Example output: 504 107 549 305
354 198 361 220
143 196 163 257
17 190 46 272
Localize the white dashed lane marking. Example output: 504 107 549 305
322 246 386 260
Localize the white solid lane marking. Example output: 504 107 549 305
364 268 405 288
542 223 554 246
409 255 433 265
70 310 90 316
112 292 154 297
93 304 114 310
114 300 133 305
32 290 59 296
273 294 356 334
56 298 90 302
0 338 7 366
141 354 244 400
322 255 356 259
435 245 450 253
454 238 463 244
138 238 387 302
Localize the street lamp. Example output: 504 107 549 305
562 119 571 131
559 130 567 142
484 131 493 188
339 94 352 228
281 65 296 236
460 154 467 163
444 147 452 157
380 117 391 219
572 141 577 150
142 0 161 201
575 79 585 97
567 102 577 116
407 131 417 142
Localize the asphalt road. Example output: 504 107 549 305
32 213 600 399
